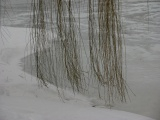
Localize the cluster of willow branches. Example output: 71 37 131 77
31 0 128 104
88 0 127 103
31 0 85 92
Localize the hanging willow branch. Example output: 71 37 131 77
56 0 84 92
30 0 128 104
31 0 84 92
88 0 128 104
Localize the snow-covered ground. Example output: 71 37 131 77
0 1 160 120
0 26 155 120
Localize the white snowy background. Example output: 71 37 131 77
0 0 160 120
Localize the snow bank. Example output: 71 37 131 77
0 26 156 120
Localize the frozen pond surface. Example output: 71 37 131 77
1 1 160 120
114 1 160 120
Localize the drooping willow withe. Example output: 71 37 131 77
31 0 85 92
88 0 128 104
30 0 128 105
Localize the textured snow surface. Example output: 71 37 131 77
0 27 155 120
0 1 160 120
